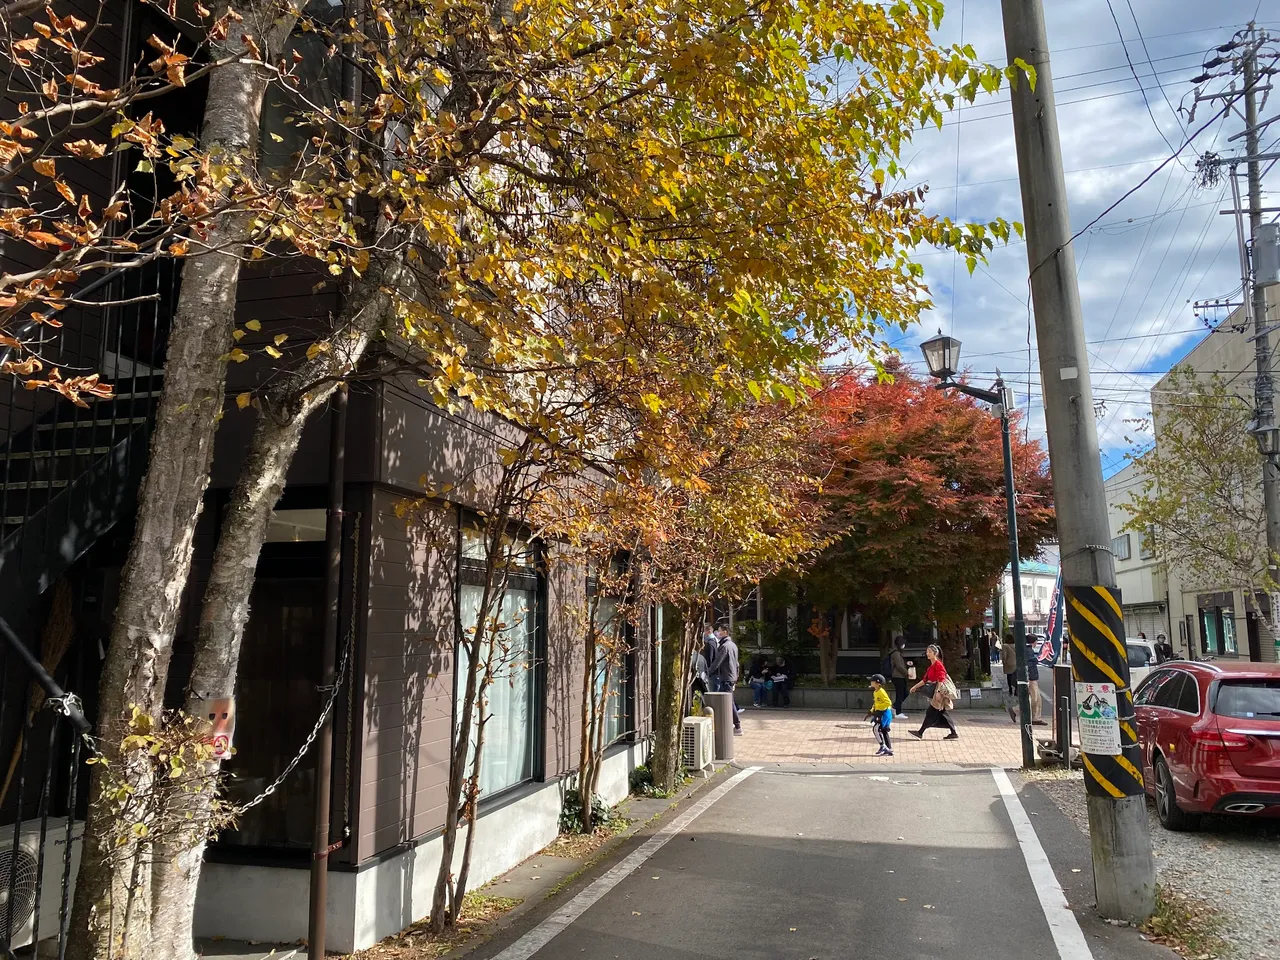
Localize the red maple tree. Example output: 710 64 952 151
799 362 1056 654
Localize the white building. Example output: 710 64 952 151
1127 294 1280 663
1104 461 1173 645
998 561 1059 634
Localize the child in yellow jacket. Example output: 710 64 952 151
867 674 894 757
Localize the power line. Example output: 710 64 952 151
1125 0 1192 135
1105 0 1192 170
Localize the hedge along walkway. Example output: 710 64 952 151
732 706 1026 767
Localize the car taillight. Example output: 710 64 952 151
1192 728 1253 752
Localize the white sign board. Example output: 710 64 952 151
969 688 982 700
1074 682 1121 756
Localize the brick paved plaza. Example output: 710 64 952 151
731 705 1027 767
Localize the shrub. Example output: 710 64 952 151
559 788 615 834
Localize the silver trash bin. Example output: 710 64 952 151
704 691 735 761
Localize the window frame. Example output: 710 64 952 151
586 558 636 747
1111 534 1132 561
453 509 545 801
1138 526 1155 560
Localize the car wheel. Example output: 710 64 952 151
1153 755 1199 832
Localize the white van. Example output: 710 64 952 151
1126 639 1157 687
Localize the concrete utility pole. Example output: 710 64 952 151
1242 29 1280 638
1196 25 1280 654
999 0 1156 921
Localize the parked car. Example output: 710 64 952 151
1127 639 1157 688
1133 661 1280 830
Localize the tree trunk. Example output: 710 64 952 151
815 612 838 686
67 16 293 958
651 615 694 793
430 565 499 934
451 684 489 922
147 258 403 958
577 624 597 832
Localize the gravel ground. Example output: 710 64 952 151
1032 772 1280 960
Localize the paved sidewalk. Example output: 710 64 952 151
732 706 1027 766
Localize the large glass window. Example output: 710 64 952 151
456 526 539 797
593 596 627 746
259 0 343 175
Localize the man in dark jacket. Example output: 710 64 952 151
711 626 742 734
702 624 719 676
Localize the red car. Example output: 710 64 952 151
1133 661 1280 830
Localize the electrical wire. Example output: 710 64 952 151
1105 0 1192 170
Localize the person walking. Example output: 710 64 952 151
889 637 910 720
711 625 742 735
867 674 894 757
908 644 958 740
1025 634 1045 726
1002 630 1018 717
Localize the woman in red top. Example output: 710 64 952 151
908 644 958 740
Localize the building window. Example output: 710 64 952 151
1221 609 1238 656
1198 606 1238 657
456 525 539 797
1139 527 1155 560
259 0 344 175
1112 534 1131 561
593 596 627 745
265 508 327 542
1022 582 1033 599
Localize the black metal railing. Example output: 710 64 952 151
0 261 178 621
0 614 90 960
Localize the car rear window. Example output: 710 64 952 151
1126 645 1150 668
1214 680 1280 719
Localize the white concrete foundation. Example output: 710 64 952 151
194 741 647 953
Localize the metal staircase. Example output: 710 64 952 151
0 262 179 621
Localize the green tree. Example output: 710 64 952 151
1120 366 1272 619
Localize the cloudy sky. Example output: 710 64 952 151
887 0 1277 477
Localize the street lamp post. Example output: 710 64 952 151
921 331 1036 768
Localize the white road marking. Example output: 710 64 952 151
489 766 760 960
992 767 1095 960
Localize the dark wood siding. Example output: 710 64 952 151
357 487 456 860
378 377 522 506
544 545 585 780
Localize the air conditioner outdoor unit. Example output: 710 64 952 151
681 716 713 774
0 818 84 949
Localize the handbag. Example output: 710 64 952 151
907 664 917 681
922 681 937 699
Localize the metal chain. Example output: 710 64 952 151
238 515 361 814
236 629 351 813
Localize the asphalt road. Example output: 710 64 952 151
471 766 1174 960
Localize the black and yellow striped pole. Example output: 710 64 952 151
1063 586 1145 800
